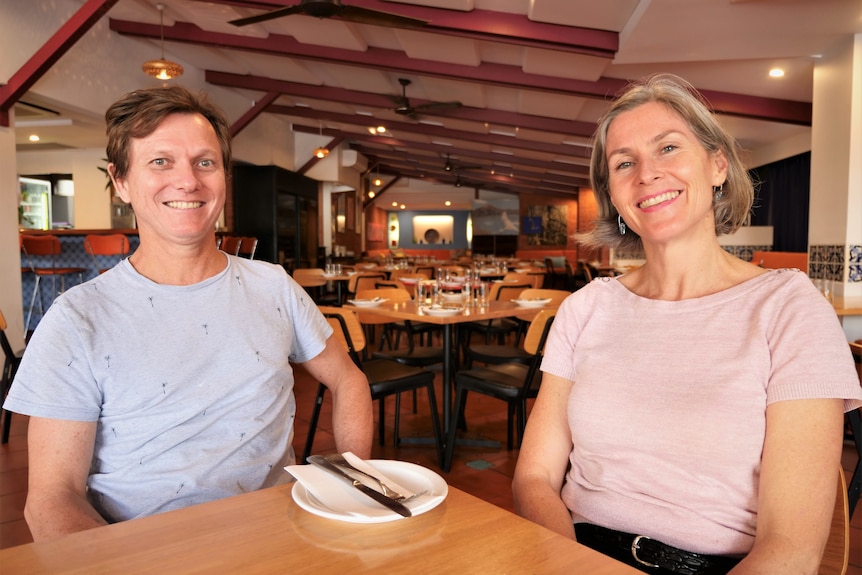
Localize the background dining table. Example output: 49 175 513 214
0 484 641 574
348 299 551 431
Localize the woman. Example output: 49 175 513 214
512 74 861 575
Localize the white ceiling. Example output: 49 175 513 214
10 0 862 210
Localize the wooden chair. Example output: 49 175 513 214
465 288 569 367
20 235 86 333
302 306 443 466
818 468 850 575
443 309 556 471
0 308 24 444
461 280 531 346
348 272 387 300
83 233 131 274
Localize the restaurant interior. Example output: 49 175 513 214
1 0 861 571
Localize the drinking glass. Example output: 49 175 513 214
477 282 487 305
416 280 427 304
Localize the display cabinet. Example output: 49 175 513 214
232 165 319 269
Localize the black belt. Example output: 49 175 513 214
574 523 742 575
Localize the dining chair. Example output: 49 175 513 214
0 308 24 444
819 467 850 575
83 233 131 274
443 309 556 472
846 341 862 519
461 280 532 347
465 288 569 367
302 306 443 466
220 235 241 256
235 236 258 260
348 272 387 300
20 235 86 333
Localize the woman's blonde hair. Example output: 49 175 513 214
578 73 754 251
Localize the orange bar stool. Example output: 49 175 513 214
20 235 86 333
84 234 131 274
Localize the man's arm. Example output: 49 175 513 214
25 417 108 541
300 335 373 458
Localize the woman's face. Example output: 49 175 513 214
604 101 727 247
111 113 225 248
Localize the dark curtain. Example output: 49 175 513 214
748 152 810 252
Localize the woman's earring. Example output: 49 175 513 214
713 184 724 201
618 214 626 235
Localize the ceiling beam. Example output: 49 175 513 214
0 0 120 126
111 19 812 125
193 0 618 58
205 70 599 138
270 104 590 157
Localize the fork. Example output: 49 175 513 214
324 453 422 502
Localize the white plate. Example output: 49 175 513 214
397 277 420 285
290 460 448 523
347 298 387 308
421 305 464 317
512 297 553 308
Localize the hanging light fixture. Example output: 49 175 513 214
142 4 184 80
313 121 330 158
373 164 382 187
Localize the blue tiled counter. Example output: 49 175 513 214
20 229 140 332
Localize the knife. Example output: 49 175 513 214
307 455 413 518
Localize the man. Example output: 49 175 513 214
4 86 373 541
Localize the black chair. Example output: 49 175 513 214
302 306 443 467
465 289 569 367
1 308 24 444
847 341 861 518
443 309 556 472
460 281 531 347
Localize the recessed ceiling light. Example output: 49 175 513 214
28 134 40 142
444 200 451 206
400 204 406 210
769 68 785 78
367 191 376 199
392 201 398 207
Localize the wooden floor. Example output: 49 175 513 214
1 357 860 573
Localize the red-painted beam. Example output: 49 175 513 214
190 0 618 57
0 0 119 127
230 91 280 137
113 19 811 126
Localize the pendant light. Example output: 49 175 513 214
142 4 184 81
313 121 330 158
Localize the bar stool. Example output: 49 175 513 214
84 234 131 274
20 235 86 333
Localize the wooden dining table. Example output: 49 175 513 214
0 484 640 574
350 299 546 431
833 295 862 317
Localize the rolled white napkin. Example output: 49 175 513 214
341 452 416 498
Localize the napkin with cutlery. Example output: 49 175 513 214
285 453 415 517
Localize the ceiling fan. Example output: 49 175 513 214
391 78 463 120
228 0 427 28
443 153 482 172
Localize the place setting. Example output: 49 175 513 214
286 452 448 523
511 297 553 308
346 297 388 308
419 304 465 317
